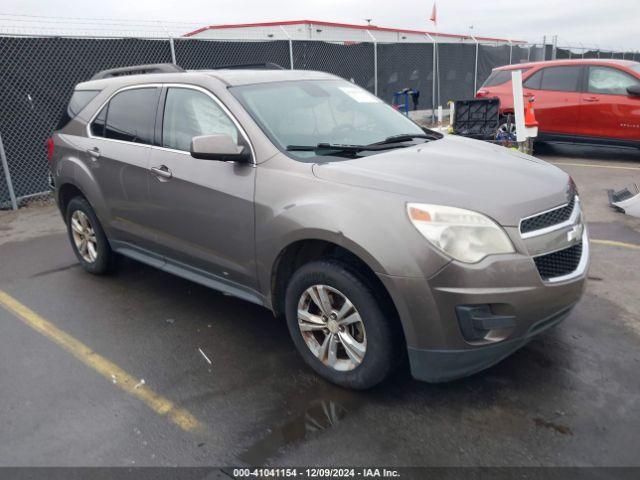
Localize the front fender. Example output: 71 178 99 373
254 158 450 301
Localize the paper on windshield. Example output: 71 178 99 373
338 86 381 103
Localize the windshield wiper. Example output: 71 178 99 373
286 142 405 155
287 143 366 153
369 133 439 146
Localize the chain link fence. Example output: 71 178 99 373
0 34 638 209
0 36 172 208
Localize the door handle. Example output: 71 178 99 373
583 96 599 102
86 147 101 159
151 165 172 179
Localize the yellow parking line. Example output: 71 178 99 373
591 239 640 250
0 290 202 433
551 162 640 171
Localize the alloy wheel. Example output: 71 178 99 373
70 210 98 263
297 285 367 371
497 122 517 136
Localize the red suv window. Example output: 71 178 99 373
587 66 639 95
524 66 582 92
482 68 530 87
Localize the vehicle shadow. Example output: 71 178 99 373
535 142 640 163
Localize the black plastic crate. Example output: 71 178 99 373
452 98 500 140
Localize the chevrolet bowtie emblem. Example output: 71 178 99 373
567 223 584 242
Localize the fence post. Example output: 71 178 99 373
0 132 18 211
472 36 479 96
527 44 531 62
508 40 513 64
425 33 436 122
366 30 378 96
288 40 294 69
279 26 294 69
169 37 177 65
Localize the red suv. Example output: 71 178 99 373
476 59 640 148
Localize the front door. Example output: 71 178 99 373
579 65 640 141
146 86 257 290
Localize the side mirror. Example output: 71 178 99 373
190 134 251 162
627 85 640 97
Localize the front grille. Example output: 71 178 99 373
534 242 583 280
521 196 576 234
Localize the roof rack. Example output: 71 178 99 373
91 63 185 80
213 62 285 70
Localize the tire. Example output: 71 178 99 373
65 196 115 275
284 259 402 389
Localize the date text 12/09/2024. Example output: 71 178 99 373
232 468 401 478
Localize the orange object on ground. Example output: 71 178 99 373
524 98 539 127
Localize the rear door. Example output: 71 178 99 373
145 85 257 290
580 65 640 141
522 65 584 135
85 86 160 250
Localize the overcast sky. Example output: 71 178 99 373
2 0 639 51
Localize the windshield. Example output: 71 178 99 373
230 79 432 160
630 64 640 75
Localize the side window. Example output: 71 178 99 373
58 89 100 130
523 70 543 90
588 66 639 95
539 66 582 92
162 88 239 152
104 88 159 144
482 68 530 88
90 105 107 137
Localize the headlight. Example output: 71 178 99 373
407 203 514 263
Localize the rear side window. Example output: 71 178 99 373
539 66 582 92
482 68 529 87
57 89 99 130
103 88 159 144
587 66 639 95
523 70 543 89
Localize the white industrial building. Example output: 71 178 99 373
184 20 524 45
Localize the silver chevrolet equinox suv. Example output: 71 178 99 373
49 63 588 389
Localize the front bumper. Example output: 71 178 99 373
377 235 588 383
407 304 574 382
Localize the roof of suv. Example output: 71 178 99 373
76 68 339 90
495 59 640 71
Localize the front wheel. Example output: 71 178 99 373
285 260 402 389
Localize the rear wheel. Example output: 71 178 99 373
285 260 401 389
65 196 115 274
496 115 517 141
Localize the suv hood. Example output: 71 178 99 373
311 135 570 226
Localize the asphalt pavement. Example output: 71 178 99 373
0 144 639 467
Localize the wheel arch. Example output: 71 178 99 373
57 182 87 216
269 238 405 348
